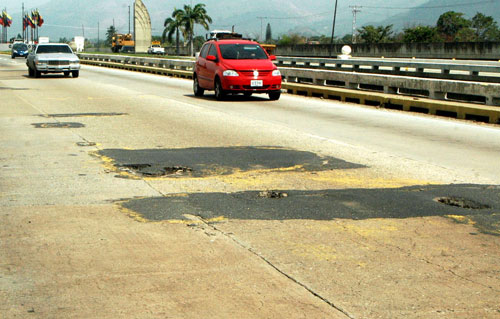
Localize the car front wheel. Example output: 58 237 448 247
34 69 41 78
28 67 34 77
214 79 226 101
72 70 79 78
193 76 204 96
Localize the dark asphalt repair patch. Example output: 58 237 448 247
99 146 364 178
39 112 127 118
120 184 500 235
32 122 85 128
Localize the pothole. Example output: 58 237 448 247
435 197 490 209
32 122 85 128
40 112 127 118
259 191 288 199
119 164 192 177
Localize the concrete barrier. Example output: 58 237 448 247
276 57 500 83
78 54 500 124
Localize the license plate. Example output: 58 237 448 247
250 80 263 87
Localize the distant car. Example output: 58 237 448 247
120 46 135 54
193 36 282 100
147 44 165 55
26 43 80 78
11 42 29 59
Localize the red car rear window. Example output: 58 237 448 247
219 44 268 60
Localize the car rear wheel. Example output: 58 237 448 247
269 91 281 101
214 79 226 101
193 76 204 96
72 70 79 78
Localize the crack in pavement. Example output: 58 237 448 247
188 215 355 319
338 223 500 293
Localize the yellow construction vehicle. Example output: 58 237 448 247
111 33 134 53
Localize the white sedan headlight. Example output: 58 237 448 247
223 70 239 77
272 69 281 76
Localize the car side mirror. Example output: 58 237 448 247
206 55 217 61
270 55 276 61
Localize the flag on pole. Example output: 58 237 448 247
28 14 35 28
0 15 4 27
2 11 13 27
37 11 44 27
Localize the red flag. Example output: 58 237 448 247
37 13 44 27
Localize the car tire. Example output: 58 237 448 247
64 71 70 77
243 92 253 98
72 70 79 78
34 69 41 78
11 55 15 59
214 79 226 101
193 75 204 96
269 91 281 101
28 67 34 77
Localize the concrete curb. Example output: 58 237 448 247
80 59 500 125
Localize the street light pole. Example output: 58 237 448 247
329 0 339 57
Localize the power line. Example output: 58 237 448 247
363 0 497 10
256 11 331 20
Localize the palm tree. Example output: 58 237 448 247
176 4 212 56
163 10 184 56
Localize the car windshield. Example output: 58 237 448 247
219 44 268 60
13 43 28 50
36 45 73 54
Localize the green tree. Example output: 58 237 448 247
403 26 440 43
265 23 272 42
163 9 184 56
105 25 117 45
277 33 306 45
471 12 499 41
436 11 470 41
358 25 393 43
174 3 212 56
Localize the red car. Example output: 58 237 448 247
193 38 282 100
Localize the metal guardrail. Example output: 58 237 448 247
276 57 500 83
78 54 500 107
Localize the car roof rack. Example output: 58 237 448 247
206 32 255 42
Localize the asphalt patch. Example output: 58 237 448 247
39 112 127 118
99 147 364 178
0 87 30 90
32 122 85 128
120 184 500 235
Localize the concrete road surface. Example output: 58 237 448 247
1 55 499 318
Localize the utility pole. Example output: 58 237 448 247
257 17 267 41
349 5 362 44
128 5 131 34
97 21 100 51
82 24 85 37
22 3 24 42
329 0 339 57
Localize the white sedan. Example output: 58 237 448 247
26 43 80 78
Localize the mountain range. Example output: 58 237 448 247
3 0 500 41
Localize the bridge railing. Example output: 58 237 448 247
78 54 500 107
276 57 500 83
